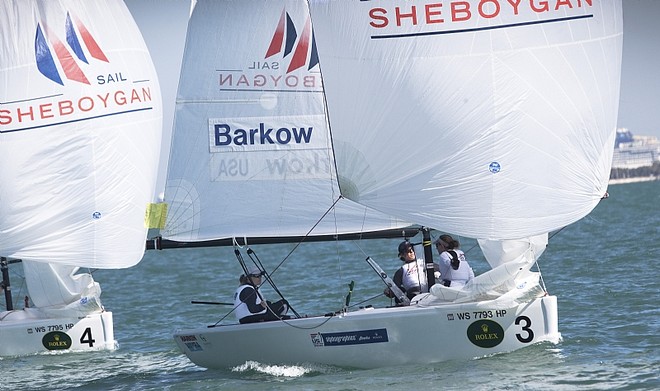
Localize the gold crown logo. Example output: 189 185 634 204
481 324 489 333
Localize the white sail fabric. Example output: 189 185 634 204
478 234 548 269
427 257 539 303
309 0 623 240
22 260 102 314
163 0 408 242
0 0 163 268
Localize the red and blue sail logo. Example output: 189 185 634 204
265 9 319 74
35 11 109 85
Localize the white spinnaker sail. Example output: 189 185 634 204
163 0 408 242
0 0 163 268
22 260 103 313
309 0 623 240
478 234 548 269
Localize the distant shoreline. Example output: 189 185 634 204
609 176 659 185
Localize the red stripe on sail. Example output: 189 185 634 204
287 18 311 73
46 25 89 84
266 10 286 58
73 15 108 62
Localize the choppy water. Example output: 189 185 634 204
2 181 658 390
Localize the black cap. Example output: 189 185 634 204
398 240 413 255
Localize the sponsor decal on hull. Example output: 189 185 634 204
466 319 505 348
311 328 389 347
42 331 72 351
179 335 203 352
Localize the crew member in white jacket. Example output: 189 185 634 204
435 234 475 288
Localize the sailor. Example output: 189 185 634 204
233 266 289 324
384 240 439 302
434 235 475 288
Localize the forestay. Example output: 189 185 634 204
163 0 409 242
308 0 623 240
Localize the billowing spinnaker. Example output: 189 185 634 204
309 0 623 240
0 0 162 268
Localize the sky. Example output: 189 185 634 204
617 0 660 139
124 0 660 190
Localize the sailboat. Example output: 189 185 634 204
162 0 622 369
0 0 163 356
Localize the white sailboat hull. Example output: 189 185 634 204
0 310 115 356
173 296 558 369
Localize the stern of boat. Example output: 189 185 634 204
0 309 115 356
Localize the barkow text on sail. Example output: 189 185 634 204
214 122 313 146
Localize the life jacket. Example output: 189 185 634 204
233 284 266 321
400 258 427 293
444 250 472 287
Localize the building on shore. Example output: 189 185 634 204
609 128 660 184
612 128 660 169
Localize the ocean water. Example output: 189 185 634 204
2 181 658 390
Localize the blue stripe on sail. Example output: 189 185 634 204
35 24 63 85
65 12 88 64
308 31 319 71
283 13 297 57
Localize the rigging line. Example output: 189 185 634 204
348 293 382 309
246 248 301 318
277 313 335 330
273 296 382 330
210 303 242 327
219 245 333 329
549 226 567 241
535 226 569 293
463 242 479 256
536 259 548 293
234 248 251 278
243 195 367 319
232 236 247 249
351 240 371 260
211 251 244 326
306 3 342 198
266 195 345 278
211 248 262 326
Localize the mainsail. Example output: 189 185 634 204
162 0 409 244
308 0 623 241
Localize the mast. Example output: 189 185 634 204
421 228 436 290
1 257 13 311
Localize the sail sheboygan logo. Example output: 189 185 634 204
366 0 595 39
264 9 319 74
217 8 321 91
0 11 155 133
35 11 109 86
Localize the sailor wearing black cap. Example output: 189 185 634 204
384 240 439 304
